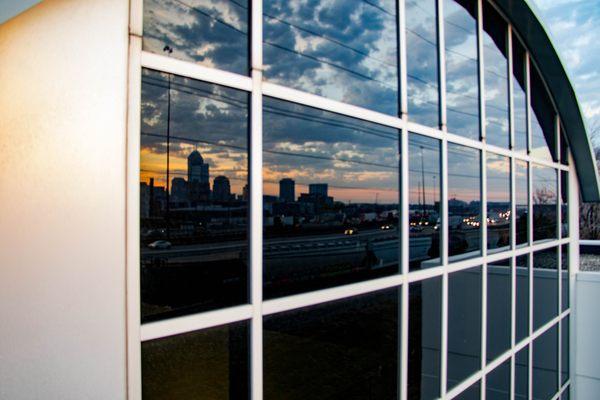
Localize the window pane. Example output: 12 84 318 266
263 0 399 116
455 381 481 400
487 360 511 400
444 0 480 140
448 267 482 390
409 134 441 270
561 316 569 385
143 0 249 75
487 154 510 251
533 324 559 400
515 160 529 246
487 259 511 361
530 66 556 161
532 164 557 242
407 0 439 127
140 69 249 322
515 255 529 343
448 143 481 260
561 171 568 238
409 277 442 400
263 287 400 399
515 346 529 400
512 38 527 153
142 321 249 400
561 244 569 311
482 3 509 149
533 248 558 331
262 97 400 299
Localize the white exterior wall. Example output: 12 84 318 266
0 0 129 399
574 272 600 399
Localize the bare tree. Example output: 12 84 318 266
580 118 600 239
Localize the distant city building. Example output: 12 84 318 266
187 150 210 202
242 184 249 201
212 175 231 201
279 178 295 202
187 150 209 183
170 177 188 203
309 183 328 198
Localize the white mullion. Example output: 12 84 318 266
441 135 449 397
507 26 515 151
568 155 578 400
250 1 263 399
262 82 405 130
399 0 408 118
401 282 409 400
141 51 253 92
437 0 447 131
528 251 533 400
557 314 563 395
129 0 143 37
140 304 254 341
510 157 516 250
477 0 486 144
262 274 405 316
127 32 143 400
525 52 532 155
400 125 409 400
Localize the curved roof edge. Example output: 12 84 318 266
493 0 600 202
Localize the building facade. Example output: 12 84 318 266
1 0 600 399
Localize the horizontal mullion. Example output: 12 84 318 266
262 273 405 316
140 51 253 92
140 304 253 342
262 81 405 130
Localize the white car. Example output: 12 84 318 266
148 240 172 250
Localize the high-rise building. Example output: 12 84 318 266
187 150 210 202
309 183 328 198
212 175 231 201
187 150 209 183
279 178 295 202
170 177 188 203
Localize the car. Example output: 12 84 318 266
344 228 359 235
380 224 394 230
148 240 172 250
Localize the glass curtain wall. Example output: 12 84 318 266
137 0 572 399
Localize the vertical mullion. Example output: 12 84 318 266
507 26 515 151
437 0 447 131
478 4 488 392
400 126 409 400
127 33 143 400
399 0 408 118
528 250 534 400
441 137 449 397
477 0 486 143
250 1 263 399
525 53 532 155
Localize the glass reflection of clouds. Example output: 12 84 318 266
448 143 481 259
482 3 509 149
139 68 249 322
486 153 510 251
406 0 439 127
263 97 400 298
512 38 528 154
143 0 249 75
409 134 441 270
530 65 556 161
263 0 399 116
444 0 480 140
